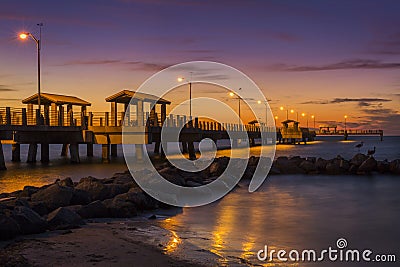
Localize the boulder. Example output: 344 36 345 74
113 187 152 210
28 201 49 216
0 214 20 240
77 200 109 219
70 189 91 205
299 160 317 173
315 158 329 171
274 157 305 174
350 153 368 166
358 157 377 173
18 186 40 198
325 161 343 174
30 184 74 211
47 207 84 230
389 159 400 175
75 177 109 201
58 177 74 187
102 198 137 218
377 160 390 173
157 168 185 186
11 206 47 234
105 183 131 199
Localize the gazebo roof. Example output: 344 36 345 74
22 93 91 106
282 119 298 124
105 90 171 105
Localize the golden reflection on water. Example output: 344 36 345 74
163 229 181 253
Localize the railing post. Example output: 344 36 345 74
88 112 93 126
6 107 11 125
195 117 199 128
22 108 27 126
105 112 109 126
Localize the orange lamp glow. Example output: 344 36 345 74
290 109 294 113
177 77 184 82
229 92 235 97
280 106 284 111
19 33 28 39
302 112 306 117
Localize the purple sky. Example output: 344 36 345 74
0 0 399 134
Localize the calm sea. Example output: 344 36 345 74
1 136 399 266
0 136 399 193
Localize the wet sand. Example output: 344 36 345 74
0 218 206 267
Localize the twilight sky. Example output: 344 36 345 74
0 0 399 134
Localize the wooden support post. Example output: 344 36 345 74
188 142 196 160
6 107 11 125
111 144 117 157
22 109 27 126
50 103 57 126
161 142 167 158
137 100 144 126
88 112 93 126
41 143 50 163
27 143 38 163
135 144 143 161
61 144 69 156
154 142 160 154
105 112 109 126
87 143 93 157
11 143 21 162
150 105 156 126
111 102 117 126
69 143 80 163
67 104 73 126
58 105 64 126
161 104 167 125
124 103 130 126
27 104 34 125
0 143 6 170
181 142 188 153
102 144 110 163
44 105 50 126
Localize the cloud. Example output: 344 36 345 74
268 59 400 72
301 97 391 105
0 85 18 92
56 59 170 71
367 32 400 55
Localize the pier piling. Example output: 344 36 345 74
61 144 69 157
0 143 6 170
27 144 38 163
11 143 21 162
69 143 80 163
111 144 118 157
41 143 50 163
87 143 93 157
102 144 110 163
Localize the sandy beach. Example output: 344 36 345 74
0 218 206 267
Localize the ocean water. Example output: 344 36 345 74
157 174 400 266
0 136 398 193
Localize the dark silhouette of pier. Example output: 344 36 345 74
0 90 384 170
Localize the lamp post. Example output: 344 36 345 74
229 89 242 125
344 115 348 132
257 100 268 126
19 23 43 112
311 115 315 129
177 74 193 118
302 112 309 128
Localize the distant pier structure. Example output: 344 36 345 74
318 125 384 141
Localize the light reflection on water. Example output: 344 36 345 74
0 136 399 194
158 175 400 266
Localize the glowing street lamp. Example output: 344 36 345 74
344 115 348 132
257 100 268 126
301 112 309 128
311 115 315 129
18 23 43 113
177 75 193 118
229 89 242 125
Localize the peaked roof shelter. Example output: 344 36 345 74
105 90 170 105
22 92 91 106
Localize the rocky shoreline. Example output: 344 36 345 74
1 153 399 242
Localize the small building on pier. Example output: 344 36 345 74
104 89 171 127
22 92 91 126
